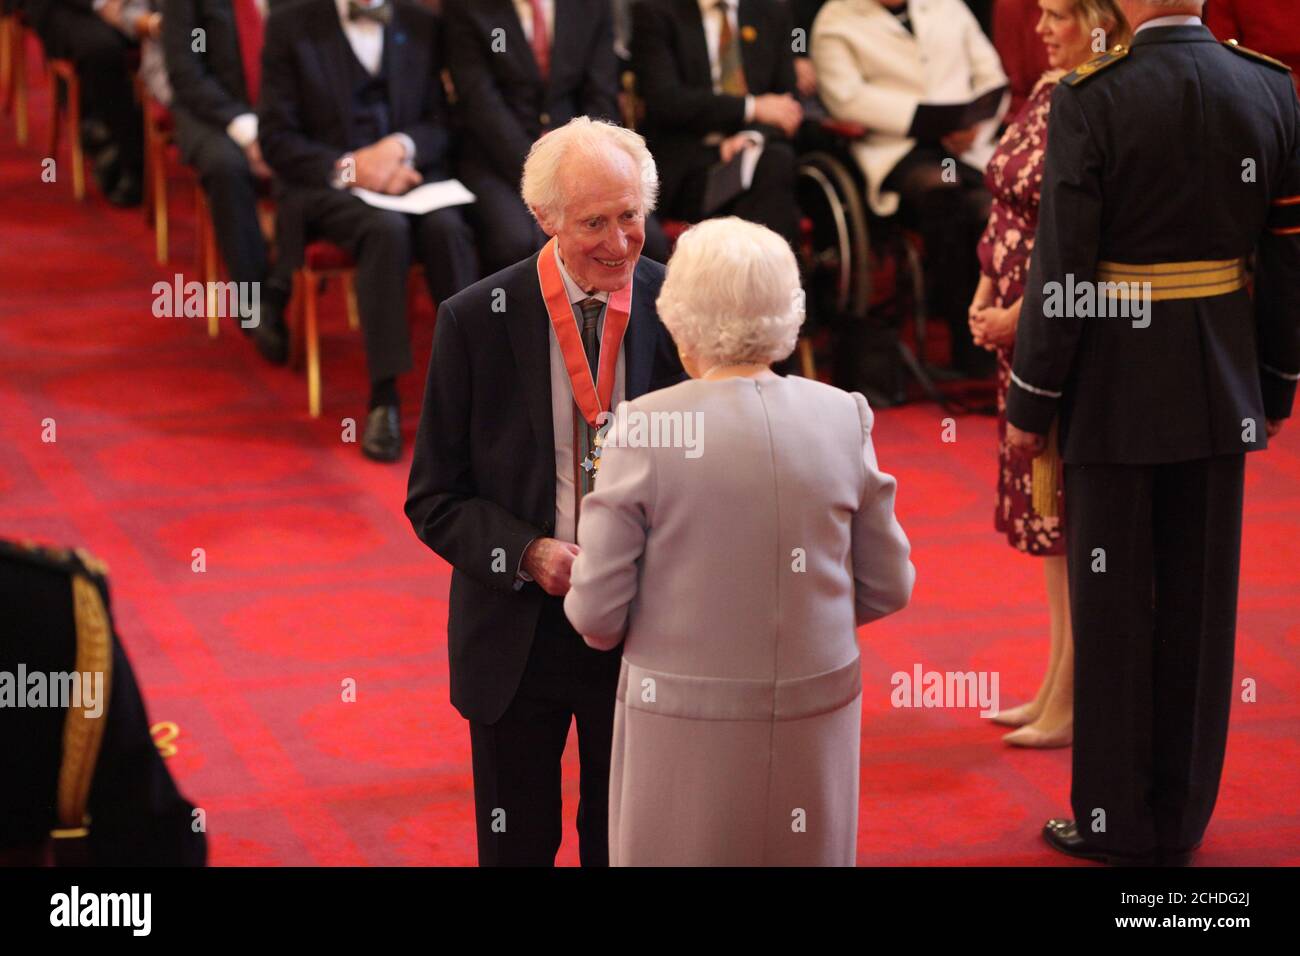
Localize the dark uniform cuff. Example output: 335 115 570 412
1006 380 1059 435
1261 366 1298 422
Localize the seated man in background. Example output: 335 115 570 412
258 0 478 462
0 540 207 867
26 0 145 204
1206 0 1300 96
444 0 634 273
631 0 803 247
814 0 1008 378
163 0 283 334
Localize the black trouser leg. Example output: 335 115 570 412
467 596 619 866
1065 461 1159 856
176 112 267 286
1065 455 1244 857
413 205 480 306
304 191 413 384
1150 454 1244 851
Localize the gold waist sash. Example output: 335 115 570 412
1094 258 1248 301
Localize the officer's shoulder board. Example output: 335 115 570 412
1061 45 1131 87
1222 39 1293 74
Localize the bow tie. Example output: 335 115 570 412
347 0 392 24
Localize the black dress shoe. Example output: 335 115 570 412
1042 819 1159 866
361 405 402 462
252 314 288 365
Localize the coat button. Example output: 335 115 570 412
540 112 551 126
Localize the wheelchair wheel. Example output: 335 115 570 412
796 151 871 324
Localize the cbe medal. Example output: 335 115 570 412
536 237 633 494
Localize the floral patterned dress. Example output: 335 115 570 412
976 75 1065 556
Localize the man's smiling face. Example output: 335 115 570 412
540 148 646 293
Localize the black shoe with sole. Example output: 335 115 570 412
361 405 402 462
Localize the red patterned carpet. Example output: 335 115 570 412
3 43 1299 866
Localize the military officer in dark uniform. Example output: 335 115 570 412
1005 0 1300 865
0 539 207 866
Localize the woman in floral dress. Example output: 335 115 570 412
968 0 1129 748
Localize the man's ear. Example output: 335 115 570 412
531 206 558 238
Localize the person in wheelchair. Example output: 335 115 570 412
812 0 1008 378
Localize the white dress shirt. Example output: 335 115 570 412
1135 14 1202 33
548 245 626 545
697 0 755 124
512 0 555 45
224 0 271 148
325 0 415 185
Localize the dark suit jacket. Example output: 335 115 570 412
258 0 453 189
405 253 684 725
1008 25 1300 464
162 0 260 129
631 0 797 205
442 0 619 187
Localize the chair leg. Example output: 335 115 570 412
47 65 59 159
152 137 169 263
201 196 220 338
0 18 12 114
12 25 26 146
304 270 322 417
64 72 83 200
344 272 360 331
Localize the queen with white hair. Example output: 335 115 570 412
565 216 916 866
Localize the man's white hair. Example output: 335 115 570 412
521 117 659 225
656 217 803 369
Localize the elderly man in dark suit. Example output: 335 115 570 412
1007 0 1300 865
258 0 479 461
405 117 684 866
164 0 289 334
631 0 803 244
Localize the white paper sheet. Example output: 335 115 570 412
350 179 477 215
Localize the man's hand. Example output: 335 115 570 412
719 132 758 164
1267 419 1285 438
753 93 803 139
1006 423 1047 458
244 140 273 180
521 538 581 596
941 125 980 157
352 136 408 192
794 57 818 98
380 165 422 195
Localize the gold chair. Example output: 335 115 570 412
46 58 84 200
0 10 29 145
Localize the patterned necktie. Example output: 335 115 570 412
716 1 747 96
231 0 265 105
529 0 551 82
575 297 603 503
347 0 392 25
